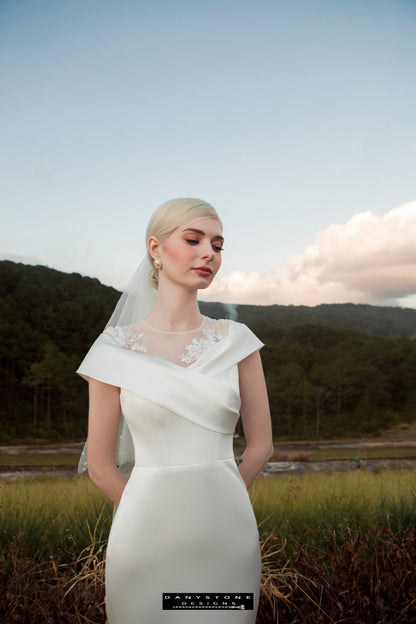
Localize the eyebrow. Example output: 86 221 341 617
182 228 224 242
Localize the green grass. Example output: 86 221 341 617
250 469 416 559
0 453 81 466
0 476 112 560
2 469 416 623
267 420 416 446
1 469 416 564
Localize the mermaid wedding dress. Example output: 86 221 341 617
77 316 263 623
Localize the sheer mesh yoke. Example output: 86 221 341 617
104 316 228 367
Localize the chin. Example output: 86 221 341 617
188 275 215 291
197 281 214 291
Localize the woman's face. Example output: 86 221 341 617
150 216 224 291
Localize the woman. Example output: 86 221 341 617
77 198 273 623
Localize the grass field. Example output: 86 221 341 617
251 469 416 557
1 469 415 562
1 470 416 623
0 476 112 560
275 420 416 444
0 452 81 466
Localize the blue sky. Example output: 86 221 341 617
1 0 416 306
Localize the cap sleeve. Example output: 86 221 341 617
76 332 125 386
195 319 264 378
229 320 264 360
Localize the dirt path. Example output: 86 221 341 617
262 457 416 476
1 441 415 481
2 439 416 455
0 445 82 454
1 458 416 481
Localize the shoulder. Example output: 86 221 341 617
77 325 146 384
226 319 249 330
202 317 261 341
202 316 247 332
204 317 264 362
228 320 264 358
103 324 147 353
227 319 261 338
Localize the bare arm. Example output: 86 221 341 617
237 350 274 489
86 378 128 505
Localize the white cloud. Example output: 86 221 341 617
201 200 416 307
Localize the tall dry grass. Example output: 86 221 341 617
1 471 416 622
251 469 416 560
2 525 415 623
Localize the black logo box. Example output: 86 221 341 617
163 593 254 610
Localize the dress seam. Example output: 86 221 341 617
132 457 236 470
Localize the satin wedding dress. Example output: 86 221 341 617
77 316 263 623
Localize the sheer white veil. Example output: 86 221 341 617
77 197 221 479
104 255 157 329
78 255 157 478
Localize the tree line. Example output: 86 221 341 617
251 323 416 438
1 260 415 442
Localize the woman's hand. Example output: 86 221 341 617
86 378 128 505
237 350 274 489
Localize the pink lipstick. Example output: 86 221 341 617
193 266 212 276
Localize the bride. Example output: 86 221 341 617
77 198 273 623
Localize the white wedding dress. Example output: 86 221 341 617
77 317 263 623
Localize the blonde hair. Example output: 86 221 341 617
146 198 222 289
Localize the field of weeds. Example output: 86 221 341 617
1 471 416 623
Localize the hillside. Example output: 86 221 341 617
2 260 415 340
207 302 416 338
1 260 415 442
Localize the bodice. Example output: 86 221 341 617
77 317 264 476
121 389 234 466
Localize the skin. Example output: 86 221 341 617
146 216 224 331
87 215 274 504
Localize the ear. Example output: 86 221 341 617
148 236 161 261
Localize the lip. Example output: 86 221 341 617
193 266 213 276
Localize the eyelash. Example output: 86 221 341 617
186 239 224 252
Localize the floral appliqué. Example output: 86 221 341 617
178 328 224 364
104 326 148 353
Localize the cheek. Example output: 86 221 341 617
213 254 222 272
163 241 194 262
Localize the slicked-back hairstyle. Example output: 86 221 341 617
146 198 221 289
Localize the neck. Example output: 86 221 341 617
145 282 202 332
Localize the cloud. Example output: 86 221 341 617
201 200 416 307
0 251 44 266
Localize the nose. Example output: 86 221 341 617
200 239 214 260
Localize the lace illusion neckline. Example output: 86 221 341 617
141 316 206 335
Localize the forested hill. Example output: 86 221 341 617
2 260 416 339
1 260 416 442
201 301 416 338
1 261 120 356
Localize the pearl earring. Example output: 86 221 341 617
154 259 162 270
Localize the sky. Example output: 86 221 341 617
1 0 416 307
